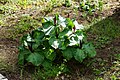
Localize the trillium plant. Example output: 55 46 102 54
18 14 96 67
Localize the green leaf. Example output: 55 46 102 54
74 49 86 62
32 29 44 40
58 39 67 50
82 43 96 57
20 34 27 44
42 20 55 36
18 46 31 56
49 36 56 45
18 52 24 65
49 36 59 49
43 40 50 48
18 46 31 65
62 47 76 60
32 43 39 50
58 28 72 39
29 30 45 50
42 25 55 36
42 60 52 69
44 49 56 61
65 0 72 7
18 15 94 68
26 53 44 66
58 28 68 38
75 31 84 42
42 21 53 28
66 18 74 29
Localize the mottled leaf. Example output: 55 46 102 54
74 49 86 62
62 47 76 60
83 43 96 57
26 53 44 66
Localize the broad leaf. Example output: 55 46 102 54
32 43 40 50
49 36 59 49
42 60 52 69
43 40 50 49
66 18 74 29
32 30 44 40
18 46 31 65
26 53 44 66
20 34 27 44
18 52 24 65
74 49 86 62
58 28 72 39
58 28 69 38
42 26 55 35
82 43 96 57
58 39 67 50
44 49 56 61
62 47 76 60
31 30 45 49
18 15 96 67
42 21 53 28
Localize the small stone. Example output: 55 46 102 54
0 26 2 29
0 74 8 80
61 76 64 80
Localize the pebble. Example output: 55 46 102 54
0 74 8 80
